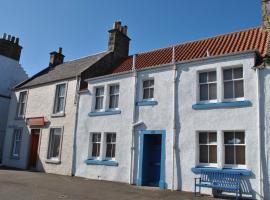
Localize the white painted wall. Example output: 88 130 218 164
2 79 77 176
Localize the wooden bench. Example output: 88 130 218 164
194 170 241 199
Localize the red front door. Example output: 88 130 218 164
28 129 40 169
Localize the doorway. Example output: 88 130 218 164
28 129 40 169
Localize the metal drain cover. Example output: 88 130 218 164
58 194 68 199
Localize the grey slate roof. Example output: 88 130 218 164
16 52 109 89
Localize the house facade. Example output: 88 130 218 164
74 4 270 199
2 21 131 175
0 34 28 162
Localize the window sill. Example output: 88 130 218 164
192 100 252 110
51 113 65 118
45 159 61 164
191 166 252 176
88 110 121 117
84 159 118 166
136 100 158 106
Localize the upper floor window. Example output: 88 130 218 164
11 128 22 158
53 83 66 114
109 85 119 109
143 79 154 100
199 71 217 101
17 91 27 118
105 133 116 159
223 67 244 99
47 128 63 161
224 131 245 165
199 132 217 164
95 87 104 110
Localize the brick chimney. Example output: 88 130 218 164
108 21 130 58
49 47 65 67
262 0 270 31
0 33 22 61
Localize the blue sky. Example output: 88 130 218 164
1 0 261 76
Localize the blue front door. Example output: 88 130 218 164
142 134 162 186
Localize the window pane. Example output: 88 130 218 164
225 146 234 164
95 96 103 110
209 83 217 100
143 88 149 99
199 72 207 83
199 132 207 144
106 144 112 158
49 128 62 159
92 143 100 157
149 80 154 87
149 88 154 98
200 84 208 101
92 133 101 142
224 81 233 99
199 145 208 163
236 146 245 164
208 71 216 82
19 103 25 116
58 84 66 97
233 67 243 79
96 87 104 96
234 80 244 98
209 132 217 144
209 146 217 163
223 69 232 80
224 132 234 144
235 132 245 144
143 80 150 87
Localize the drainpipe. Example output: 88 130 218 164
130 54 137 184
172 46 177 191
256 65 263 199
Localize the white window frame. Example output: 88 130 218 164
11 128 22 158
198 70 217 103
108 84 120 110
198 131 218 167
47 127 64 162
105 132 116 160
223 130 246 168
94 86 105 111
142 78 155 100
17 91 28 118
222 66 244 102
52 83 67 115
89 132 102 160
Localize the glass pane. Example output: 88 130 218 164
199 132 207 144
143 80 150 88
224 132 234 144
199 72 207 83
224 81 233 99
106 134 112 143
92 134 101 142
51 133 61 158
149 80 154 87
57 97 64 112
223 69 232 80
200 84 208 101
235 132 245 144
236 146 245 165
112 134 116 142
95 97 103 110
209 83 217 100
143 88 149 99
19 103 25 116
209 146 217 163
208 71 216 82
96 87 104 96
209 132 217 144
149 88 154 98
92 143 100 157
199 145 208 163
225 146 234 164
106 144 112 157
234 80 244 98
58 84 66 97
233 67 243 79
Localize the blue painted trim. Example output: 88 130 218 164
191 167 252 176
192 100 252 110
136 100 158 106
137 129 166 189
85 159 119 166
88 110 121 117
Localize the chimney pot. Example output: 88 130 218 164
7 35 11 41
49 48 65 67
11 36 15 43
3 33 7 39
15 38 19 44
114 21 122 30
59 47 62 54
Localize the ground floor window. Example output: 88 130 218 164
199 132 217 164
224 131 245 165
47 128 63 161
11 128 22 158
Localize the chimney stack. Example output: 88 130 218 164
262 0 270 31
108 21 130 59
49 47 65 67
0 33 22 61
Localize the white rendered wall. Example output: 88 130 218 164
2 79 77 176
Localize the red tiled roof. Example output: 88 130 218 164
112 27 270 74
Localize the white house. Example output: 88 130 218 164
74 3 270 199
0 33 28 163
2 21 131 176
